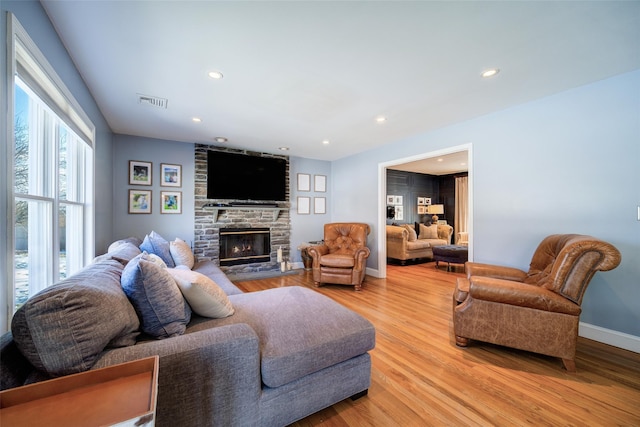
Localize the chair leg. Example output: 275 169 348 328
455 336 469 347
355 283 362 291
562 358 577 373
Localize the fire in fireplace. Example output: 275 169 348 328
219 228 271 266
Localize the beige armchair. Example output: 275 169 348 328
308 223 371 291
453 234 621 371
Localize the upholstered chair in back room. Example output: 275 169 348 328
453 234 621 372
308 223 371 291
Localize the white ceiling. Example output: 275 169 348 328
41 1 640 163
388 150 469 175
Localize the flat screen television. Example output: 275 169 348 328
206 151 287 202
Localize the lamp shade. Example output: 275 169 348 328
426 204 444 215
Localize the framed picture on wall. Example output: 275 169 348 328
395 205 404 220
394 195 403 206
129 160 152 186
314 197 326 214
386 195 395 205
297 173 311 192
128 189 152 214
161 163 181 187
314 175 327 192
418 197 426 205
418 206 426 214
161 191 182 214
425 197 432 205
297 196 310 214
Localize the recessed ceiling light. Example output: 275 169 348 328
208 70 224 80
322 140 330 145
375 116 387 123
214 137 227 143
279 147 290 151
481 68 500 78
192 117 202 123
437 158 444 162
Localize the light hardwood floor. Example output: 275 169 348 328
236 262 640 426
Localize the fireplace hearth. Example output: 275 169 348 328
219 228 270 266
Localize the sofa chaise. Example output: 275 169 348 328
386 223 453 264
1 232 376 426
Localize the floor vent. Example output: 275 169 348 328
137 94 168 109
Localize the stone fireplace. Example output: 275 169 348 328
193 145 291 275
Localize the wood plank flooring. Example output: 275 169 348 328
235 262 640 426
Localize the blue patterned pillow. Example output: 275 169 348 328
121 253 191 338
139 231 175 267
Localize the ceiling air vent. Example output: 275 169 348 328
137 94 168 109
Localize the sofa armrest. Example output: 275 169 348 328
469 276 581 315
307 245 329 267
93 324 260 427
386 225 408 240
354 247 371 270
465 262 528 282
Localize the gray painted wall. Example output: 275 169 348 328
111 135 196 250
289 156 332 264
332 69 640 337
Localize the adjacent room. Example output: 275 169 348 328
1 1 639 425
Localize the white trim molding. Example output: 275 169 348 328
579 322 640 354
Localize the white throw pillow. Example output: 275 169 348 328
170 238 195 269
418 223 439 240
166 269 234 318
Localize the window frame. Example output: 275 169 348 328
3 13 96 329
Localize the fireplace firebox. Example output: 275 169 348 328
219 228 271 266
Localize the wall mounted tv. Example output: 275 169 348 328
206 150 287 202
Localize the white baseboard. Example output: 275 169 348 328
579 322 640 353
366 267 382 278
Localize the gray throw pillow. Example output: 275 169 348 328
139 231 175 267
121 253 191 338
11 259 140 377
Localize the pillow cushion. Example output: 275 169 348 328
402 224 417 241
139 231 175 268
121 253 191 338
93 242 141 265
108 237 143 253
11 259 140 376
166 269 234 318
170 238 195 269
145 252 168 269
419 223 439 240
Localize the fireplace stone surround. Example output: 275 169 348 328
193 145 291 275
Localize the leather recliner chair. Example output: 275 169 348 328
308 223 371 291
453 234 621 372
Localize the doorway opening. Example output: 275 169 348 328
377 144 473 278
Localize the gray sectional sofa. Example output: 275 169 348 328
0 233 376 426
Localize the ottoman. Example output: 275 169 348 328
432 245 468 271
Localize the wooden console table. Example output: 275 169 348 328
0 356 159 427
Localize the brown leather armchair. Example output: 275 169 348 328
308 223 371 291
453 234 621 371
